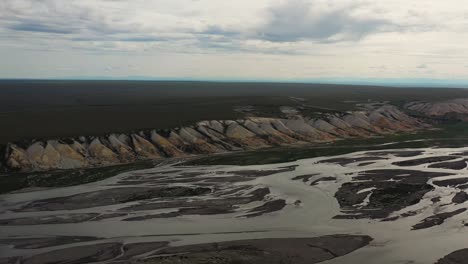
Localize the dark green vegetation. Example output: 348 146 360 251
2 80 468 144
187 122 468 166
0 161 155 194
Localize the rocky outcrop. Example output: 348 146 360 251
3 105 428 172
5 144 31 170
131 134 161 159
88 138 120 165
178 127 221 153
49 140 88 169
150 131 185 157
26 142 55 170
309 119 347 137
282 117 334 141
245 118 297 145
108 134 135 162
405 99 468 117
224 120 269 148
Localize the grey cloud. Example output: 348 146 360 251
8 21 75 34
98 36 167 42
69 34 171 42
1 0 136 37
0 0 412 55
194 37 301 55
192 28 301 55
119 37 164 42
198 25 240 37
255 0 395 43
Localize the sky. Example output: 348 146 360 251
1 0 468 82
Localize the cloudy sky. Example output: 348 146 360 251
1 0 468 81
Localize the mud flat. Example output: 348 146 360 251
437 248 468 264
5 235 371 264
3 147 468 263
143 235 372 264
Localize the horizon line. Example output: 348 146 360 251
1 77 468 89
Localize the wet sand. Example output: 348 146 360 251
3 147 468 263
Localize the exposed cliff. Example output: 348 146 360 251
3 105 427 172
405 99 468 117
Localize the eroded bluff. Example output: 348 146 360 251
405 99 468 117
2 105 426 172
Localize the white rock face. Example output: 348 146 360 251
208 120 225 134
88 138 119 165
179 128 204 143
108 134 135 162
329 116 351 130
196 125 223 141
71 141 87 157
26 142 45 167
225 122 256 139
167 131 190 150
131 134 161 158
197 125 239 151
40 143 62 170
342 113 372 130
24 142 61 170
368 111 385 123
252 118 297 144
117 134 132 146
243 120 268 136
178 128 220 153
49 140 87 169
224 121 269 148
5 144 31 170
270 119 296 137
282 117 332 141
405 99 468 116
310 119 336 132
150 131 185 157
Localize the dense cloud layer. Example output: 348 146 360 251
0 0 467 79
257 0 394 42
